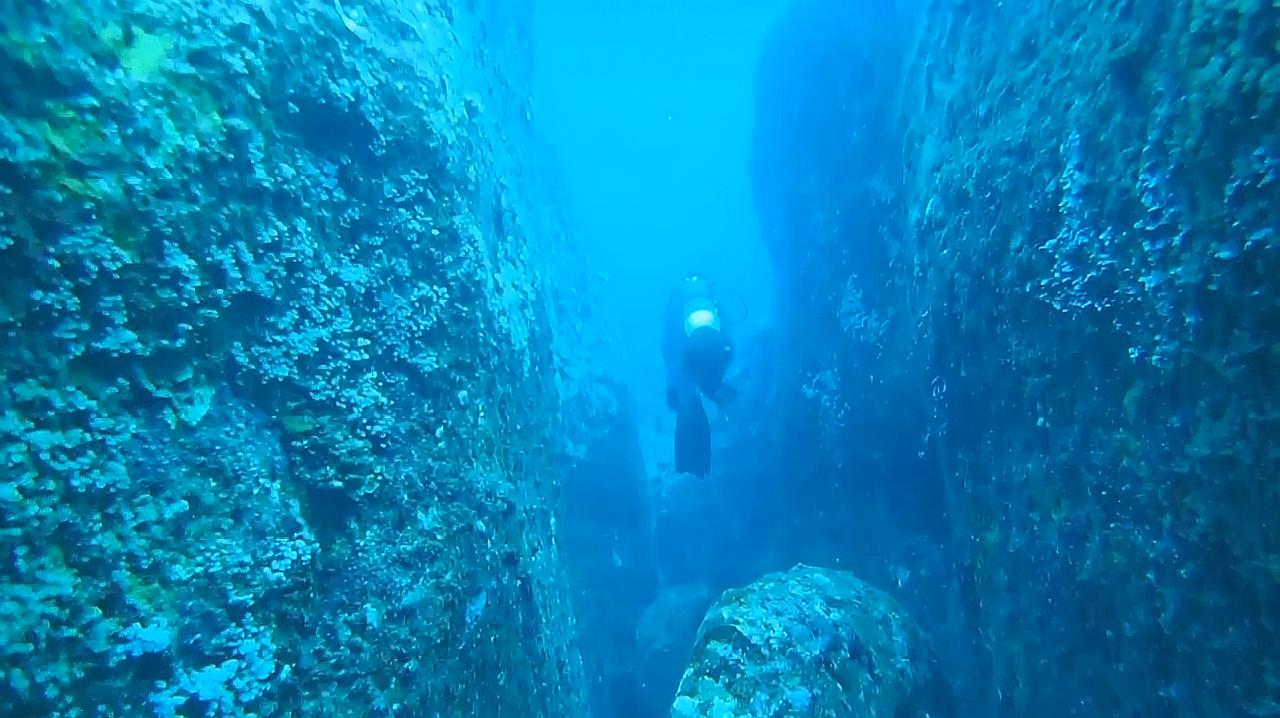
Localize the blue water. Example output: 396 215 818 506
533 1 780 477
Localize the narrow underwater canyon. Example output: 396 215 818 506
1 1 1276 717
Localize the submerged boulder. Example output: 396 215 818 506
671 564 947 718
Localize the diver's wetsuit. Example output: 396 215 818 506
662 276 734 477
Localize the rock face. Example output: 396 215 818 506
751 1 1280 716
892 4 1279 712
670 565 946 718
0 1 589 715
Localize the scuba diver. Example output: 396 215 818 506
662 274 738 477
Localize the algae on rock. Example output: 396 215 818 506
0 0 589 715
671 564 948 718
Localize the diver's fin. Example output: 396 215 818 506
674 390 711 477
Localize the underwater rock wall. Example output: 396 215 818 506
1 0 590 715
557 377 660 718
755 0 1279 716
750 0 946 622
897 2 1280 715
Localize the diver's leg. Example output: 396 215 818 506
691 363 736 408
673 385 711 477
